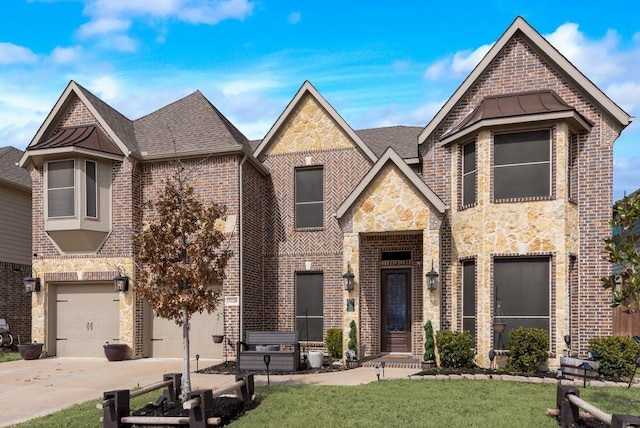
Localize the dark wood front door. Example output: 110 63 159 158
381 269 411 352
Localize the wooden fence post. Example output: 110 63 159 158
612 414 640 428
162 373 182 401
556 384 579 428
187 389 214 428
102 389 130 428
236 373 254 406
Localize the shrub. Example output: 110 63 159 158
435 330 474 368
506 327 548 375
588 336 640 380
325 329 343 360
348 320 358 358
423 321 435 362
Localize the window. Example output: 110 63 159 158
462 141 476 206
85 160 97 218
295 273 323 341
494 257 550 349
47 160 75 217
295 167 323 228
462 260 476 343
568 134 578 201
494 130 550 199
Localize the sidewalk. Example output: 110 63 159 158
1 357 415 427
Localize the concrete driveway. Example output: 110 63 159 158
1 357 228 427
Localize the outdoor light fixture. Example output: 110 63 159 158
587 349 600 361
375 365 380 381
113 271 129 293
426 261 439 292
343 262 355 291
23 277 41 294
563 334 571 357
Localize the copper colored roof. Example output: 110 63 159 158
441 91 583 140
30 125 122 156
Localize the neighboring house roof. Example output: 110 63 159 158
253 81 378 162
336 147 447 219
439 91 593 146
356 126 421 159
29 125 122 156
0 147 31 190
419 16 633 145
134 91 250 159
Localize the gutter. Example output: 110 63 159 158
238 155 248 343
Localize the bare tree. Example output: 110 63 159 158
134 166 231 394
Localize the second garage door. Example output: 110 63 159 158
56 283 120 357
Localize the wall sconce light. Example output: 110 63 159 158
113 270 129 293
488 349 496 379
343 262 354 291
426 261 439 292
23 277 41 294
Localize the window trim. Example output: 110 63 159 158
492 128 552 202
294 166 324 229
461 258 476 346
46 159 76 219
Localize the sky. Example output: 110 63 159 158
1 1 638 200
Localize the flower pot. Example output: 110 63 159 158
103 344 128 361
493 322 506 333
308 350 324 368
18 343 43 360
212 335 224 343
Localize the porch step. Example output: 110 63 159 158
361 356 422 369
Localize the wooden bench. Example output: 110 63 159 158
237 331 300 371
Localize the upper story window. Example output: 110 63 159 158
86 160 97 218
295 166 323 228
462 141 477 206
47 160 75 217
493 129 551 200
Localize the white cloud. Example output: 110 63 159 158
423 44 491 81
219 78 281 97
0 43 38 64
287 12 301 24
50 46 82 64
614 154 640 201
78 18 131 38
606 81 640 113
424 59 448 80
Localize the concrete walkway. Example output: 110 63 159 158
1 357 415 427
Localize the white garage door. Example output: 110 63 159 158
151 299 223 359
56 284 120 357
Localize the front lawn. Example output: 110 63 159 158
13 379 640 427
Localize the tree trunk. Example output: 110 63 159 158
182 307 191 395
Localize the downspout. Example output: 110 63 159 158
238 155 248 344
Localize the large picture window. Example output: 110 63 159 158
494 257 550 349
462 260 476 343
47 159 75 217
462 141 476 206
295 273 323 342
295 167 323 228
494 130 550 200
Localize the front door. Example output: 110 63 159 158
381 269 411 352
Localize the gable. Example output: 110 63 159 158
350 163 434 233
259 93 357 155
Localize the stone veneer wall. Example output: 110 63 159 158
422 35 621 361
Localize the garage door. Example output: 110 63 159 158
151 300 223 359
56 284 120 357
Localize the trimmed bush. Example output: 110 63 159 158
588 336 640 380
423 321 435 362
325 328 343 360
348 320 358 358
506 327 548 375
435 330 474 368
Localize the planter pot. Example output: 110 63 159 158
493 323 506 333
18 343 43 360
103 344 128 361
421 361 436 370
308 350 324 368
212 335 224 344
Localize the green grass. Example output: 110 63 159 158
12 379 640 428
0 351 22 363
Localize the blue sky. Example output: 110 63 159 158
1 1 638 200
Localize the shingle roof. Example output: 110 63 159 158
134 91 250 158
74 82 138 155
0 147 31 189
356 126 421 159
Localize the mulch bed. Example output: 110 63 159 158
131 396 246 426
197 359 347 376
